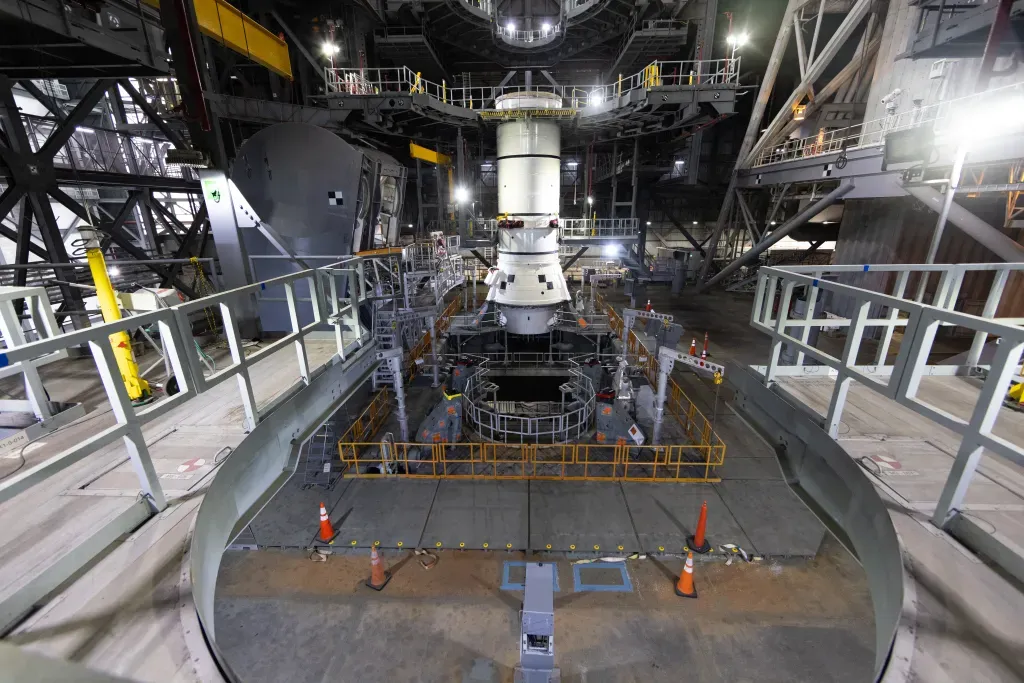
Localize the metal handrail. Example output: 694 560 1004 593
494 22 563 43
461 357 596 443
324 58 741 108
22 114 190 181
752 80 1024 167
750 261 1024 586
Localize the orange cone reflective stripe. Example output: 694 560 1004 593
365 545 392 591
675 552 697 598
318 502 337 544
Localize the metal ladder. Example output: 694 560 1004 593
372 306 399 389
301 422 338 489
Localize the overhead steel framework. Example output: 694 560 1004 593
698 0 1024 290
0 76 206 320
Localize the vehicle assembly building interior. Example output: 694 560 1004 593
1 0 1024 681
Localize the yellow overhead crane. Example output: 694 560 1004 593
409 142 451 166
143 0 292 79
410 142 457 217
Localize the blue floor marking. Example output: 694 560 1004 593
501 561 560 592
573 561 634 592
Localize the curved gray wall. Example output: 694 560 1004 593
189 344 379 678
729 364 908 681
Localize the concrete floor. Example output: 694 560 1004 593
211 285 877 682
214 535 874 683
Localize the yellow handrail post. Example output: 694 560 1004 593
442 79 447 103
617 74 622 97
80 227 151 404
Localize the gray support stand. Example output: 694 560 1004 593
429 315 441 388
652 362 669 445
385 353 409 441
916 145 967 301
671 253 686 295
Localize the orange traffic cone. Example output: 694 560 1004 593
689 338 697 356
365 545 392 591
687 500 712 554
318 502 337 544
701 332 709 360
675 552 698 598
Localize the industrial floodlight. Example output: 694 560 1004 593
542 23 551 34
108 266 120 277
455 186 470 203
588 90 603 106
602 244 620 257
726 32 749 47
586 196 594 205
944 95 1024 146
507 20 515 31
322 42 339 56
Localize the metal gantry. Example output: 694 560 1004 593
0 76 209 321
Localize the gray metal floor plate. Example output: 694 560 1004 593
716 456 784 480
620 482 754 554
420 480 529 549
529 481 641 553
329 479 439 548
714 480 826 557
246 475 350 548
249 476 825 557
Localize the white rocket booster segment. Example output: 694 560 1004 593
487 92 571 336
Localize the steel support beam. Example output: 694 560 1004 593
0 185 24 225
147 193 191 238
116 79 189 150
905 184 1024 262
162 205 208 286
17 80 66 121
657 203 706 255
37 80 110 160
745 0 873 166
561 247 589 270
13 197 33 313
702 0 800 282
470 249 492 269
734 191 761 244
700 182 854 291
269 11 321 75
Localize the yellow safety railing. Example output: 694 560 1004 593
408 297 463 381
600 293 726 468
335 441 720 482
338 387 391 445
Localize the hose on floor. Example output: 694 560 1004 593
415 548 438 570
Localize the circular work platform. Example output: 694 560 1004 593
461 359 595 443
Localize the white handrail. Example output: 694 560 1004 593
752 80 1024 167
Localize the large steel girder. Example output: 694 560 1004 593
0 76 201 309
